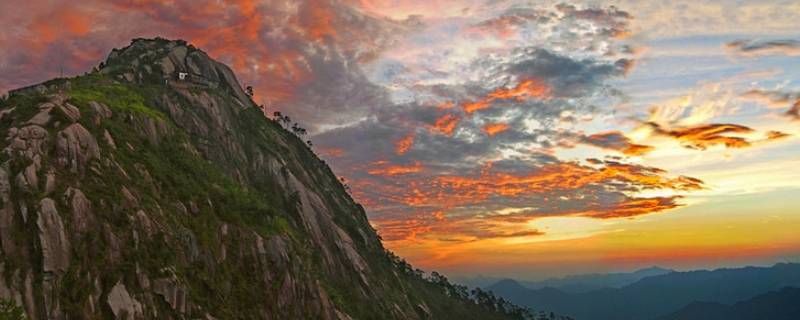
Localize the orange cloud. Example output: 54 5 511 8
369 159 697 242
398 161 702 210
395 133 415 155
483 123 510 137
373 213 545 242
462 99 492 114
647 123 755 150
319 147 345 158
577 196 682 219
436 101 455 110
297 0 337 40
463 78 551 113
30 7 92 44
765 131 791 141
433 113 461 136
488 79 551 100
368 161 423 176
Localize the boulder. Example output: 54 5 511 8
107 282 143 320
55 123 100 173
65 188 93 234
5 125 48 161
36 198 70 273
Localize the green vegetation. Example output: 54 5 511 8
69 74 165 119
0 299 26 320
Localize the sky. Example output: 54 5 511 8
1 0 799 280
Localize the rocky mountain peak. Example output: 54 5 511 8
100 37 252 107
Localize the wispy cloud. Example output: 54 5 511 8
725 39 800 57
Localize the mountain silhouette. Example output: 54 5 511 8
488 263 800 320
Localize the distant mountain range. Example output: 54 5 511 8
487 263 800 320
453 266 673 293
656 287 800 320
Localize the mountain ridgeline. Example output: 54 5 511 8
656 287 800 320
455 267 673 293
488 263 800 320
0 38 555 319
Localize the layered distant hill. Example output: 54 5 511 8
656 287 800 320
487 263 800 320
455 267 673 293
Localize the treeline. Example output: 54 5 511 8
385 250 573 320
270 111 313 146
244 86 313 146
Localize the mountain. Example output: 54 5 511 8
0 38 538 319
523 267 672 293
487 263 800 320
458 267 673 293
656 287 800 320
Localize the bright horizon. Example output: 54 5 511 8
2 0 799 280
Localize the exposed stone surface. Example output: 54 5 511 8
27 103 53 125
89 101 112 124
60 103 81 122
153 275 190 314
55 123 100 173
103 129 117 149
5 125 49 160
44 171 56 195
65 188 92 234
107 282 143 320
36 198 70 274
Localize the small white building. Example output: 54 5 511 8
178 72 188 80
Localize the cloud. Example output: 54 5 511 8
582 131 654 156
555 3 633 39
432 113 461 136
483 123 510 137
368 161 423 176
1 1 710 246
740 89 800 121
311 3 698 244
395 133 415 155
647 84 733 127
741 89 796 108
372 213 546 242
646 123 753 150
462 78 552 113
645 122 790 150
469 8 551 38
370 159 703 241
765 131 791 141
788 100 800 121
725 39 800 57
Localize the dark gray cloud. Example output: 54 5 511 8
502 47 627 97
725 39 800 57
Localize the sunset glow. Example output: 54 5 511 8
2 0 799 281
